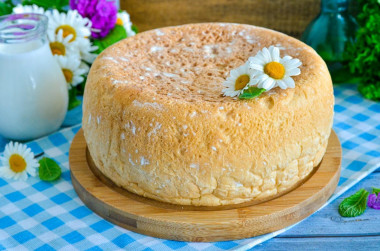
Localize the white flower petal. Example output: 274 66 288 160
117 11 136 37
269 46 280 62
224 46 302 94
0 142 38 181
222 61 254 97
262 78 276 90
20 172 28 181
250 63 264 71
284 77 295 88
13 4 45 15
282 58 302 69
261 47 272 62
256 73 269 83
277 80 288 89
286 68 301 76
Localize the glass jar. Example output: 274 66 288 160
0 13 68 141
301 0 358 83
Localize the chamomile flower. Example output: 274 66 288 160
77 38 98 63
249 46 302 91
13 4 45 15
0 142 39 181
49 29 80 57
55 55 88 89
116 11 136 37
222 62 257 97
46 9 91 46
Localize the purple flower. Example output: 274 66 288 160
70 0 117 38
69 0 78 9
91 13 115 38
367 193 380 209
96 0 116 17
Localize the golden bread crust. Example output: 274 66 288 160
82 23 334 206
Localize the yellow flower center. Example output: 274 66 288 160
49 42 66 56
9 154 27 173
264 62 285 80
116 17 123 25
62 68 73 83
235 74 250 90
55 25 76 42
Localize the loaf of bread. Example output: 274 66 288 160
82 23 334 206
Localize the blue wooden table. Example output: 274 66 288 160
255 169 380 250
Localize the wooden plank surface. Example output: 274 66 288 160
69 129 341 242
254 236 380 250
257 171 380 250
281 172 380 237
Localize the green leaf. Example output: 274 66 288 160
346 0 380 101
38 157 62 181
373 187 380 195
0 2 13 16
22 0 69 11
239 86 266 100
68 88 81 110
92 25 127 54
339 189 370 217
75 74 87 96
131 25 139 34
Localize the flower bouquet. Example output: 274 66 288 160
0 0 137 110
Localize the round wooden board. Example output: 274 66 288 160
69 129 341 242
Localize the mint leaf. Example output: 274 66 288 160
38 157 61 181
339 189 370 217
239 87 266 100
373 187 380 195
92 25 127 54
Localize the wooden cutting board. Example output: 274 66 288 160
69 129 341 242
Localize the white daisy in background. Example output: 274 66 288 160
48 29 79 57
55 55 88 89
46 9 92 48
249 46 302 91
80 61 90 73
13 4 45 15
222 62 257 97
116 11 136 37
0 142 39 181
77 38 98 63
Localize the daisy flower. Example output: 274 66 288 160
249 46 302 91
77 38 98 63
55 55 88 89
13 4 45 15
222 62 257 97
0 142 39 181
46 9 92 53
49 29 80 57
116 11 136 37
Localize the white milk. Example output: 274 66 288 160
0 40 68 140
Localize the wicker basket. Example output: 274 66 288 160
120 0 321 37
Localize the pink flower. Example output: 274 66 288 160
70 0 117 38
367 193 380 210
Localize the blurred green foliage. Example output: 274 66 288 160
347 0 380 101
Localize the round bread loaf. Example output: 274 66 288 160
82 23 334 206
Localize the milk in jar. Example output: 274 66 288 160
0 13 68 140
